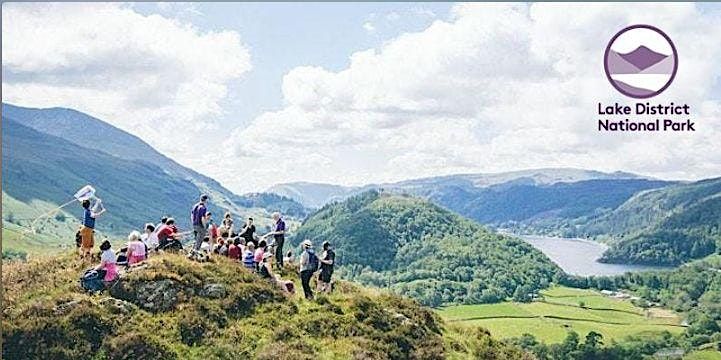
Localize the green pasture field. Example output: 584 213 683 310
437 285 685 344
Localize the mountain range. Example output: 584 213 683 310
1 103 305 253
269 169 672 228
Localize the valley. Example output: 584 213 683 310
438 285 684 343
3 103 721 359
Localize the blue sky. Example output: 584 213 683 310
133 2 452 130
3 3 721 193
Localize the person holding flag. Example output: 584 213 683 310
79 198 106 258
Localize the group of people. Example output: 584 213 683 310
82 194 336 300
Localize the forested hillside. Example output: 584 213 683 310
583 178 721 265
294 190 563 306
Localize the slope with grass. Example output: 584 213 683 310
437 286 684 344
1 252 532 360
294 190 563 306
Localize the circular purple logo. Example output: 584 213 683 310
604 25 678 99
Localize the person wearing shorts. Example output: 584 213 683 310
318 241 335 293
80 199 105 258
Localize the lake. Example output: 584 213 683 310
518 234 672 276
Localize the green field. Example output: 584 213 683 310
685 349 721 360
437 286 685 344
2 192 80 255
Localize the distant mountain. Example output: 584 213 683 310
1 103 306 246
578 178 721 266
2 117 198 235
269 169 670 228
294 190 563 306
2 103 246 212
267 181 364 209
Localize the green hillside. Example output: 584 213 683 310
2 116 202 234
582 178 721 265
1 103 307 231
1 253 532 360
2 104 308 256
294 190 563 306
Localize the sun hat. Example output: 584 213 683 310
302 239 313 248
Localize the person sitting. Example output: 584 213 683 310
242 242 256 270
200 236 212 254
238 217 257 247
257 253 295 295
157 218 182 251
141 223 159 253
222 212 234 234
127 230 147 266
283 249 294 265
116 247 129 267
95 240 119 282
254 240 267 269
228 237 241 260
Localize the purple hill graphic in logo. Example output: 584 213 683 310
604 25 678 98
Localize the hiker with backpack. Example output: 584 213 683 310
299 239 319 300
191 195 209 251
317 241 335 293
81 240 118 293
79 199 106 258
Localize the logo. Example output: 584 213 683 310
604 25 678 99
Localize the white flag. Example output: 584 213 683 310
74 185 95 201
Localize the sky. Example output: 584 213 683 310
3 2 721 194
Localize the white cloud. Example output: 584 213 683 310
220 3 721 193
2 2 250 157
362 21 376 33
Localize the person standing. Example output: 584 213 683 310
80 199 105 258
191 195 209 251
264 212 286 268
299 239 318 300
318 241 335 293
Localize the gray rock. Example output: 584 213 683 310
99 297 136 315
200 283 227 299
135 279 180 312
53 299 82 315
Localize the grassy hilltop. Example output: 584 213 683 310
1 252 531 360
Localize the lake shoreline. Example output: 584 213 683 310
509 233 674 277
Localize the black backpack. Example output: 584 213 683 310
80 269 105 293
307 251 319 272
